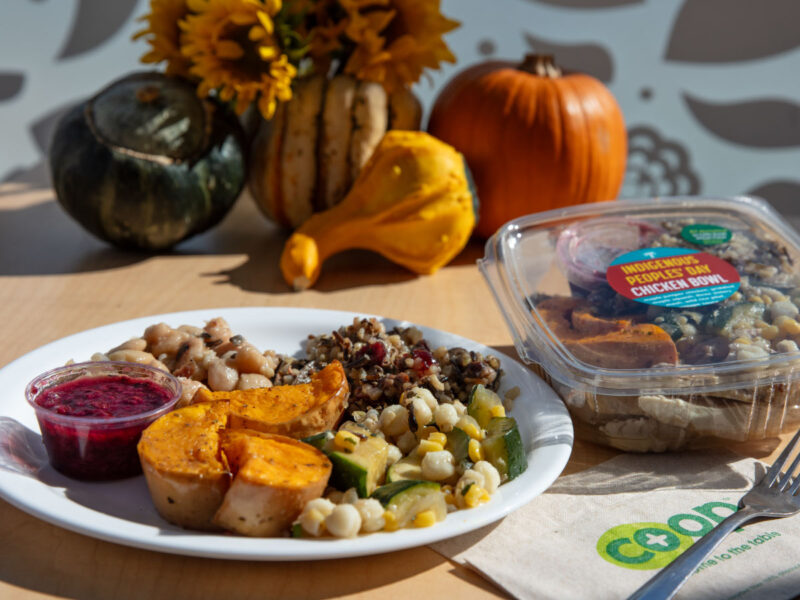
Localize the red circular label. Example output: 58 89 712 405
606 248 741 308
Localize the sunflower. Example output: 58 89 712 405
134 0 193 77
340 0 458 92
179 0 297 119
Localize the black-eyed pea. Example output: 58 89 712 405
236 373 271 390
107 349 168 372
235 343 267 374
109 338 147 353
207 359 239 391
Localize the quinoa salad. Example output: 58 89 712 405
92 316 526 538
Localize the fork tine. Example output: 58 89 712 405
765 428 800 488
790 476 800 495
780 449 800 491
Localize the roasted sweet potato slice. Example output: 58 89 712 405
214 429 332 536
536 297 678 369
137 401 231 530
201 361 349 438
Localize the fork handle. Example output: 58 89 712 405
628 506 762 600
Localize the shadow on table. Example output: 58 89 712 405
1 181 487 292
211 237 486 294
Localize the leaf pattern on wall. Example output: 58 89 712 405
666 0 800 63
620 126 701 198
523 33 613 82
0 73 24 101
58 0 139 59
748 181 800 217
684 94 800 149
528 0 642 8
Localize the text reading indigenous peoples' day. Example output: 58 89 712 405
618 255 730 298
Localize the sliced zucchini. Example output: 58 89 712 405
445 427 473 471
371 480 447 530
468 384 504 428
482 417 527 482
291 522 305 538
386 454 423 483
329 435 389 497
302 431 334 452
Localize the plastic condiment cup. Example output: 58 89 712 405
26 361 181 480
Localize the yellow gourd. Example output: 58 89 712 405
280 131 476 291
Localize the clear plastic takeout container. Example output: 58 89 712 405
479 196 800 451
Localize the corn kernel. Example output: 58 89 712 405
413 510 437 528
427 431 448 446
444 492 456 506
334 430 360 452
730 291 743 301
781 318 800 336
733 337 751 345
490 405 506 418
468 438 484 463
760 325 780 340
464 484 490 508
457 416 485 440
383 510 399 531
748 296 764 304
417 439 444 456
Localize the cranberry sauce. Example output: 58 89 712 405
32 373 176 481
35 375 172 418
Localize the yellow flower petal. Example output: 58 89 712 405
256 11 274 34
249 25 266 40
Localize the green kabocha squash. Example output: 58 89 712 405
50 72 247 251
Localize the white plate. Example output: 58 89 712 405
0 308 572 561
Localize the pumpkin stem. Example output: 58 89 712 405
518 54 562 78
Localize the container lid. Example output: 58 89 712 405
479 196 800 395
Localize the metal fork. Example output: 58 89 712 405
629 429 800 600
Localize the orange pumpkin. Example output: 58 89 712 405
428 54 627 238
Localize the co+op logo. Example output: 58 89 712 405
597 501 737 570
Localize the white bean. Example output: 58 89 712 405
354 499 385 533
434 404 459 432
342 488 359 504
325 504 362 538
299 498 336 537
411 398 433 430
396 431 418 455
421 450 455 481
379 405 409 437
386 444 403 466
473 461 501 494
452 400 467 416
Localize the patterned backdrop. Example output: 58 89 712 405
1 0 799 224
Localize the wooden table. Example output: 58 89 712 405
0 183 792 599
